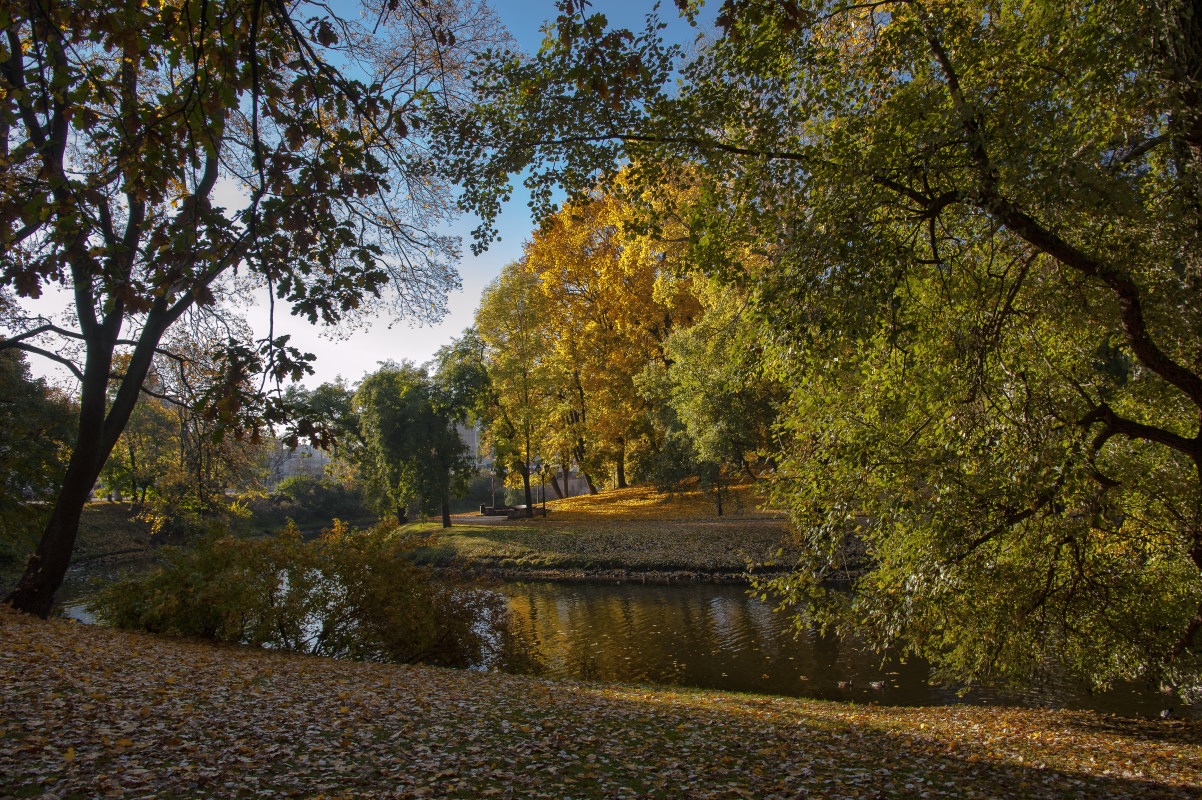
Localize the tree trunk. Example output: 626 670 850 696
561 455 571 498
615 436 627 489
548 472 564 499
441 494 452 528
583 471 598 495
4 456 98 617
4 309 158 616
522 465 533 516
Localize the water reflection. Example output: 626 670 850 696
501 580 1187 719
57 558 1188 719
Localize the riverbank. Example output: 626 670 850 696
4 486 801 596
3 607 1199 799
411 484 803 582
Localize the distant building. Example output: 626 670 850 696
457 422 482 465
267 440 329 488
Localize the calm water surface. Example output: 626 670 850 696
59 561 1189 718
499 580 1187 719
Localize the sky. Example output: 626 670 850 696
19 1 712 390
274 0 711 388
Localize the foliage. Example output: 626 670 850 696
0 0 502 615
476 262 553 510
632 278 785 511
89 521 529 669
0 349 74 572
441 0 1202 694
352 361 478 526
273 475 369 519
96 394 176 504
522 190 699 489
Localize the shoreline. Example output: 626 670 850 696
431 562 792 585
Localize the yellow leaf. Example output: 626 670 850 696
63 746 75 762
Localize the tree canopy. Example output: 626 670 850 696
441 0 1202 693
0 0 502 614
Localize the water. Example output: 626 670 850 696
58 559 1188 718
500 580 1187 718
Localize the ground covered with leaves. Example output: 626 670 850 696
3 608 1200 799
416 484 800 579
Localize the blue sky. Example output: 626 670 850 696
20 2 711 389
280 0 714 388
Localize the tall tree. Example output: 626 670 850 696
524 190 697 491
662 279 783 513
0 0 501 615
440 0 1202 690
353 360 477 528
476 262 551 513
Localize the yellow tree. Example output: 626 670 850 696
475 262 552 513
524 190 698 491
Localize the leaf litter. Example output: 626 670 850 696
2 607 1200 799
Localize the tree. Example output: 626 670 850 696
354 363 434 524
440 1 1202 691
0 347 74 572
660 280 783 514
0 0 501 615
524 190 698 491
97 393 175 504
353 360 476 527
476 262 551 513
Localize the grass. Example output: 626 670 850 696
411 483 801 577
2 483 797 593
3 606 1200 799
0 502 155 591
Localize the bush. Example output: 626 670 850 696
629 429 699 492
254 476 372 530
88 521 538 670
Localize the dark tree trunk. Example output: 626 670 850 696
561 456 571 498
5 455 97 617
615 436 627 489
548 471 564 499
439 463 451 526
522 465 533 516
4 307 165 616
583 471 598 495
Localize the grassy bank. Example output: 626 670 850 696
412 484 801 579
0 503 156 592
2 607 1200 799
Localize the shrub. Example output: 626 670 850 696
88 521 538 670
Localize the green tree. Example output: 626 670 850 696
476 262 551 513
97 393 175 504
353 360 477 527
0 0 500 615
0 348 74 573
355 363 435 524
440 0 1202 691
661 281 782 514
